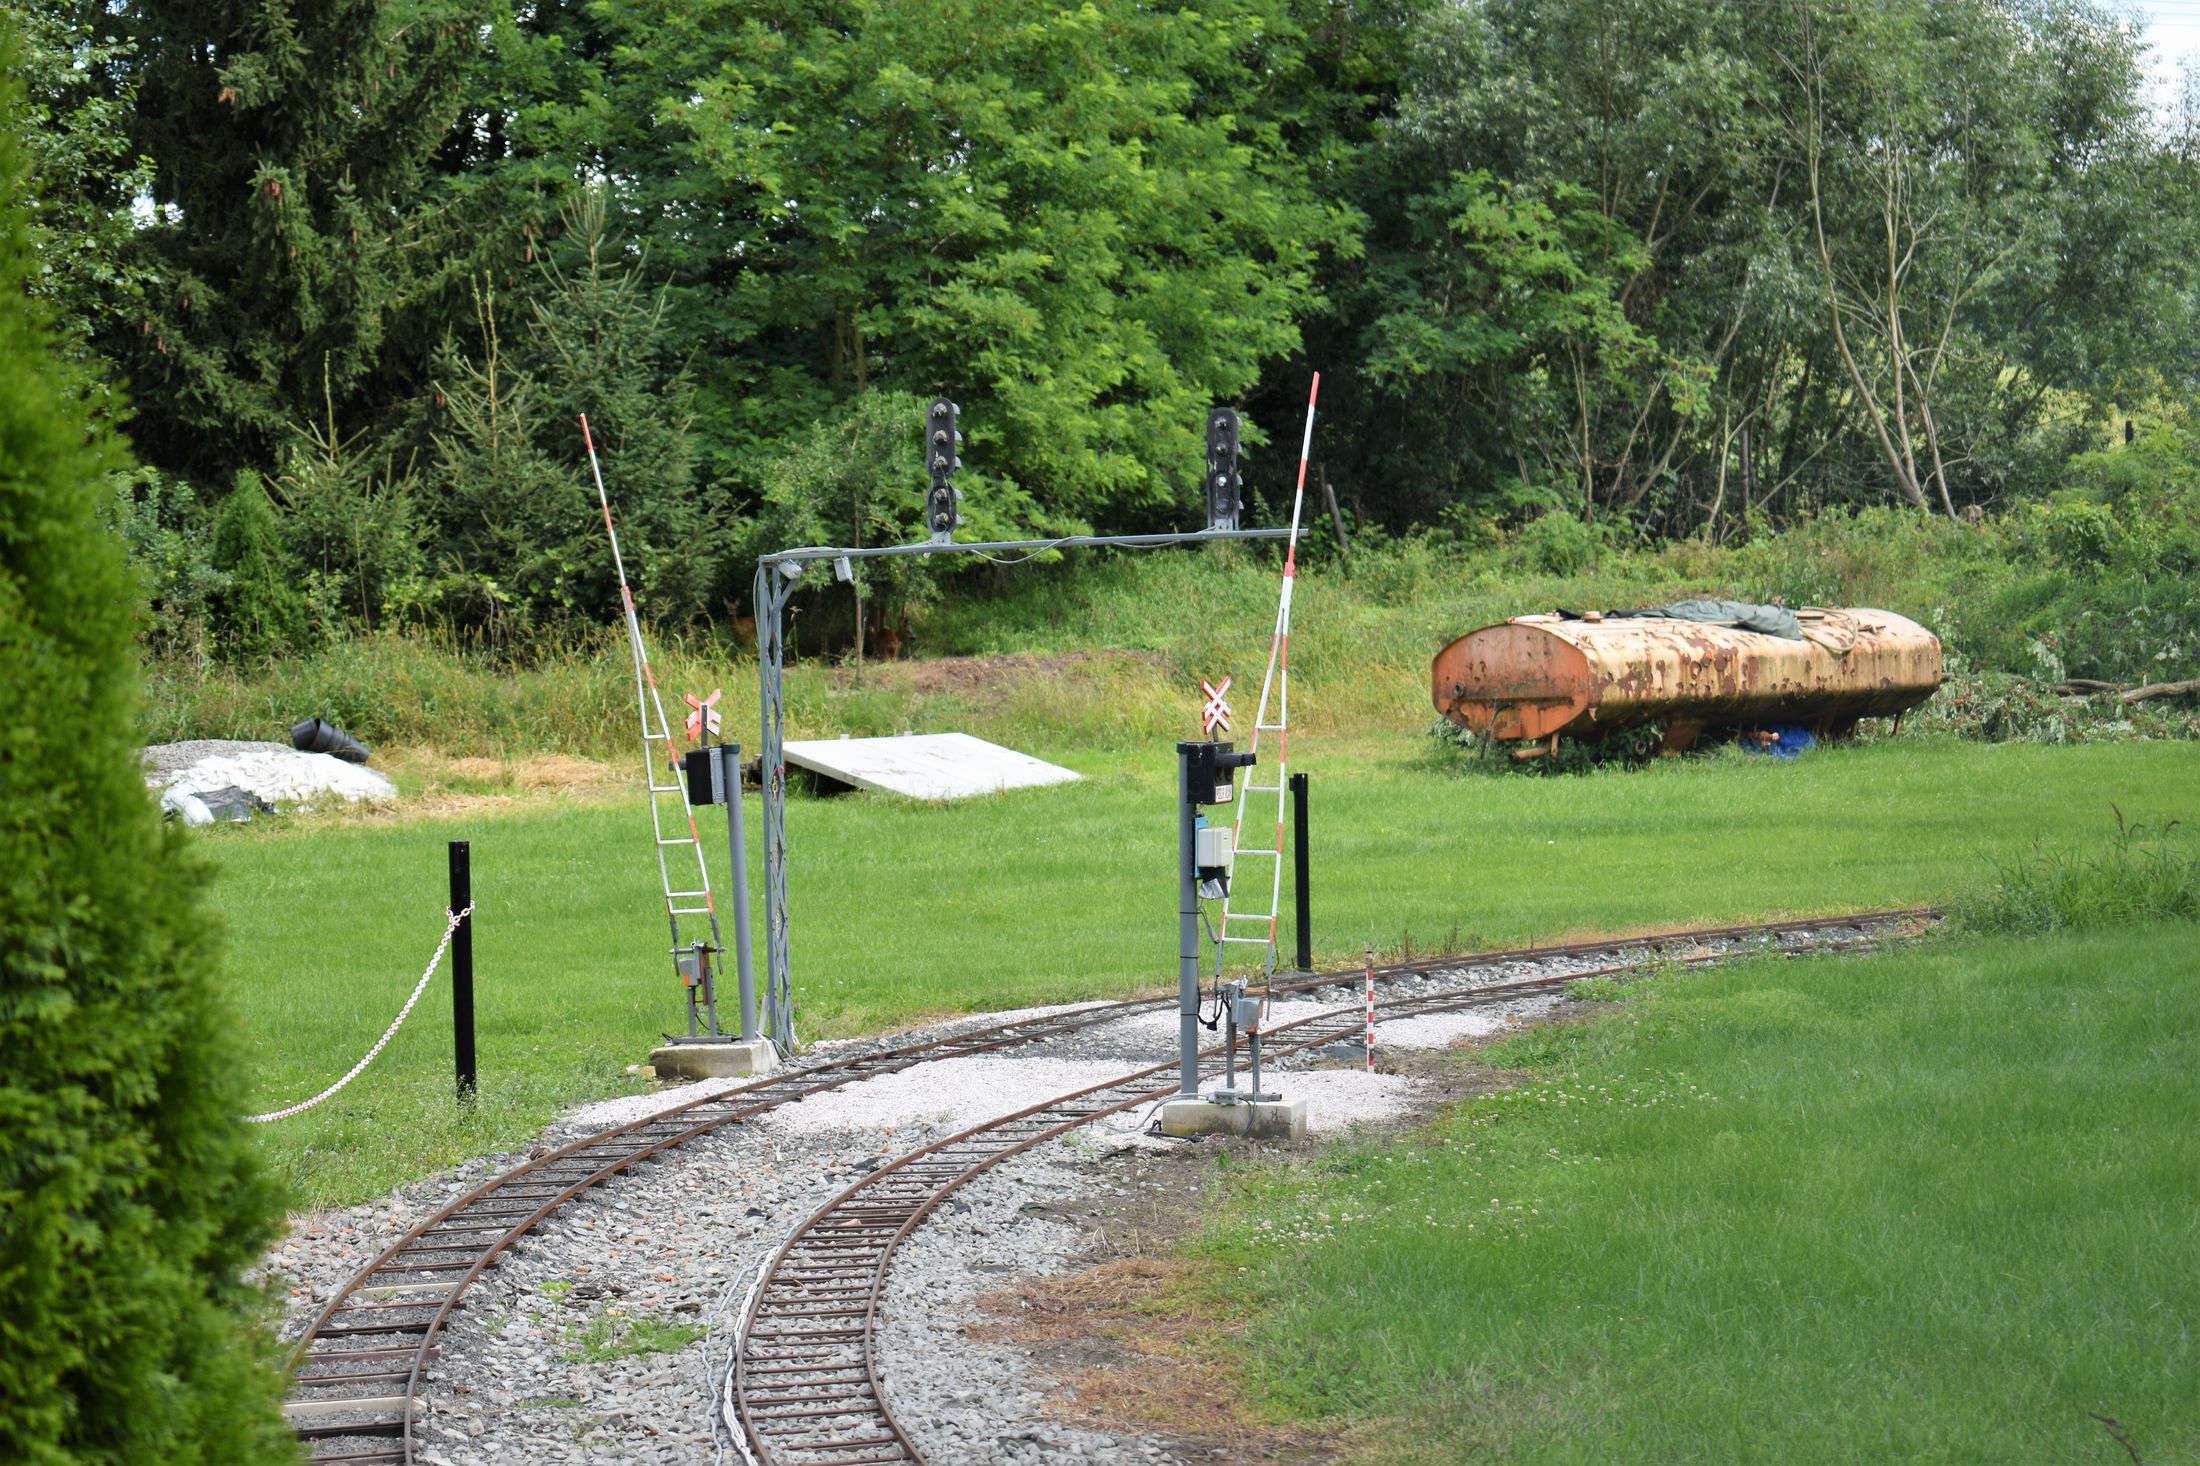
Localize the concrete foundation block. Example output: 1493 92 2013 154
1158 1094 1308 1141
648 1038 779 1082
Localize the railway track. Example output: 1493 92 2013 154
284 910 1930 1463
723 924 1910 1464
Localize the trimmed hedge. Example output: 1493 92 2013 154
0 23 293 1464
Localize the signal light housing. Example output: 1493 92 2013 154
925 398 962 538
1205 407 1242 533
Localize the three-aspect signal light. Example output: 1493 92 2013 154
1183 739 1256 808
925 397 963 539
681 744 754 806
1205 407 1242 533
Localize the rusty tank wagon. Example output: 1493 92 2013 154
1432 605 1943 758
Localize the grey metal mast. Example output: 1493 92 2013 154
747 406 1292 1053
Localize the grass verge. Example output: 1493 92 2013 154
1192 920 2200 1463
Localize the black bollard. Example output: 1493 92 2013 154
1291 772 1312 973
449 840 476 1102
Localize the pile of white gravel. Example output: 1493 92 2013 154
760 1056 1147 1137
142 739 396 806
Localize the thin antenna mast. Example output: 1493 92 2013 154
1217 374 1320 977
582 414 726 1011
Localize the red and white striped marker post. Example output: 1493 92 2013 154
1364 948 1376 1072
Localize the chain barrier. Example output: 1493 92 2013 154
241 903 475 1124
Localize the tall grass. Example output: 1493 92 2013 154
142 509 2199 761
1952 807 2198 934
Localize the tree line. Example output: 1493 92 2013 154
19 0 2200 655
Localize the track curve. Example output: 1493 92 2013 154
725 915 1919 1464
284 910 1932 1462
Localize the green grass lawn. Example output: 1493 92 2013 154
1199 920 2200 1464
204 735 2200 1208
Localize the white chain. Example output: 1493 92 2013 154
241 904 476 1124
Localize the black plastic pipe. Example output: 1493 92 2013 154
290 717 371 764
449 840 476 1102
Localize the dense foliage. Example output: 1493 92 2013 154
0 22 291 1461
16 0 2200 672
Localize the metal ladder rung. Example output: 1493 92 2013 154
1242 784 1285 794
647 782 685 794
1218 934 1273 945
658 837 697 847
1234 847 1280 858
1255 723 1286 731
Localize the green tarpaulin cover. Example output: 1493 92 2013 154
1623 599 1803 640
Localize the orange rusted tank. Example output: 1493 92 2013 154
1432 607 1942 753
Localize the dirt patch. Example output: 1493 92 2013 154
969 1034 1550 1464
969 1148 1339 1465
975 1257 1333 1463
836 648 1169 700
512 753 617 791
259 746 630 826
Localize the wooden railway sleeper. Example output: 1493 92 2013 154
743 1355 871 1373
301 1345 437 1363
294 1411 410 1436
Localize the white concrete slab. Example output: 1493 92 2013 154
780 732 1080 801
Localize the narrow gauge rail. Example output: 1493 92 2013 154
286 910 1929 1463
725 924 1902 1466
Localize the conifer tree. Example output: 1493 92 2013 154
273 364 428 629
209 469 308 659
522 190 714 624
424 280 580 637
112 0 493 478
420 194 713 633
0 21 292 1461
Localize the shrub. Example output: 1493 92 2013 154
210 470 309 661
0 29 293 1462
1507 511 1606 576
2013 490 2119 570
100 466 224 659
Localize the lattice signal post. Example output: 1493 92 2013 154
748 403 1293 1053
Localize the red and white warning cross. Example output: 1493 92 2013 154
684 688 723 745
1199 676 1233 735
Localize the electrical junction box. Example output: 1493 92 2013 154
1195 818 1233 899
683 746 729 806
684 745 760 805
